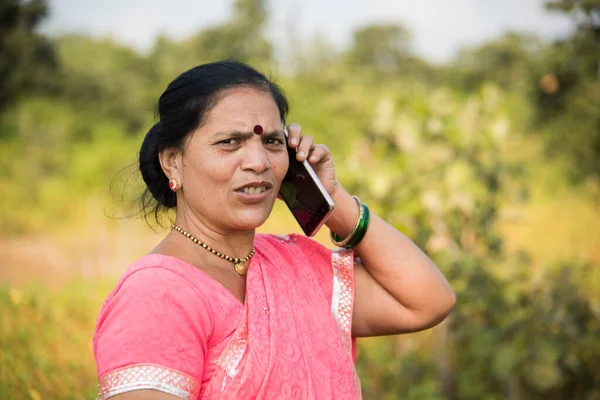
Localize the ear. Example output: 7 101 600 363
158 146 182 182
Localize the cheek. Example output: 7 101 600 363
186 160 231 194
273 153 289 181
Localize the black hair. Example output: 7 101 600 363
138 61 289 225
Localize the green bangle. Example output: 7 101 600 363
345 202 370 248
330 196 362 247
330 199 370 249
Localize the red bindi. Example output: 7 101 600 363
253 124 263 135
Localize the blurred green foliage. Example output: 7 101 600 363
1 0 599 399
0 0 57 108
0 281 110 400
534 0 600 181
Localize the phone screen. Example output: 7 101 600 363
278 133 335 236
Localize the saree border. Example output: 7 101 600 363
215 308 249 378
97 363 201 400
331 248 363 399
331 248 355 353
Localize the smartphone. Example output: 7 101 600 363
278 126 336 237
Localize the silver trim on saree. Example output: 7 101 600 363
215 310 249 379
331 248 363 399
97 364 201 400
331 248 355 352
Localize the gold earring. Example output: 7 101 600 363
168 178 181 192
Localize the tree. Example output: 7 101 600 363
189 0 272 63
531 0 600 181
148 0 273 93
347 24 411 71
450 33 544 93
345 24 433 81
54 35 153 133
0 0 56 110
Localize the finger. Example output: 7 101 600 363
287 122 302 148
308 144 331 163
296 135 313 161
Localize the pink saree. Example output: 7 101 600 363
93 234 362 399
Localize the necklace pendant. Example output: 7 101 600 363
234 262 248 275
171 224 254 275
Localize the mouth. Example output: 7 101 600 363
235 181 274 195
242 186 267 194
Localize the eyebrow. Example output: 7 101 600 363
214 129 285 139
262 131 285 140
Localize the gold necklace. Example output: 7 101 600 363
171 224 255 275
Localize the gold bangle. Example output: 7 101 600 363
330 195 362 247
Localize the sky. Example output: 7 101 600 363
41 0 575 63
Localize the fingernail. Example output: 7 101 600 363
297 151 305 159
290 138 298 146
310 155 317 162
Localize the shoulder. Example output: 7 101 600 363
102 254 209 311
93 255 217 377
113 253 203 292
95 254 216 336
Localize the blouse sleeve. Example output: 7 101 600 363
93 266 212 400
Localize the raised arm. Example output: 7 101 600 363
286 122 455 337
327 188 456 337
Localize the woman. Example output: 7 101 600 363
93 61 456 400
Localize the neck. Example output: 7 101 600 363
173 211 256 263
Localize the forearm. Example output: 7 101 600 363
327 186 456 318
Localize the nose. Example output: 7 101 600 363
240 140 271 174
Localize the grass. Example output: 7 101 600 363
0 281 109 400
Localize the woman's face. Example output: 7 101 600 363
177 87 289 232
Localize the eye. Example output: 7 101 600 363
218 138 240 146
264 138 285 146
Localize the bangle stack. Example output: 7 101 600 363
330 196 370 249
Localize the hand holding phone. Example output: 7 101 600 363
278 126 336 237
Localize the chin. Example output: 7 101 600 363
233 211 272 231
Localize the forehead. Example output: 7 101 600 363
203 87 281 129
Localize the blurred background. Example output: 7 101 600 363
1 0 599 398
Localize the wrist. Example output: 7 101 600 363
326 186 360 239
